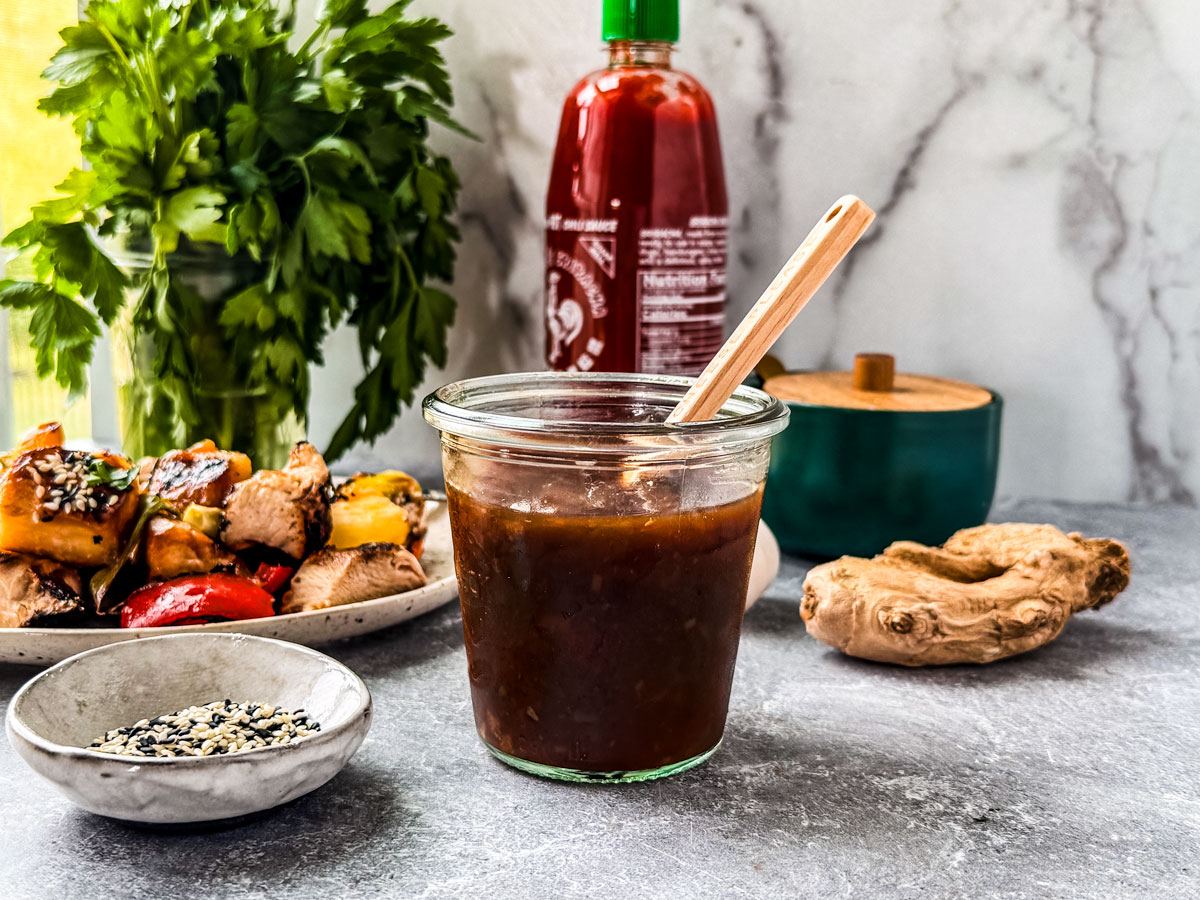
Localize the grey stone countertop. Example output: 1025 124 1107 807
2 500 1197 899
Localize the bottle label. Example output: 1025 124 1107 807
544 214 727 374
545 215 617 372
636 216 727 374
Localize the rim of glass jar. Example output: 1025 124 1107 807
422 372 790 455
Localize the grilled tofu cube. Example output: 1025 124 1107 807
147 442 253 509
0 448 141 568
0 551 83 627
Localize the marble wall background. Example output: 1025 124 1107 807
305 0 1200 504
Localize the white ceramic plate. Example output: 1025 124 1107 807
0 501 458 666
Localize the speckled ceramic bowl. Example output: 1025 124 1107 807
5 633 371 825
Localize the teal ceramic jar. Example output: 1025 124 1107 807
759 356 1002 559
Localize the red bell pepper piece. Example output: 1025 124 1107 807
254 562 296 595
120 574 277 629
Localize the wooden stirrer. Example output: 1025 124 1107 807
667 195 876 423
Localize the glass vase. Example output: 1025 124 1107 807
111 244 303 469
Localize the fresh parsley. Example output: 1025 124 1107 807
2 0 468 462
84 458 140 492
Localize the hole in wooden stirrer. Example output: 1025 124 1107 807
825 205 843 222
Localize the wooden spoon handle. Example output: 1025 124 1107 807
667 196 876 423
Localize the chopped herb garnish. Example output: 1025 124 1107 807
84 458 139 492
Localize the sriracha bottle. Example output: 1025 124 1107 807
545 0 728 375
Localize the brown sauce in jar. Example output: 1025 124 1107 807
447 486 762 774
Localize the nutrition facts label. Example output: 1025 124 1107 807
636 217 727 375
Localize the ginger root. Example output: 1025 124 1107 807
800 523 1130 666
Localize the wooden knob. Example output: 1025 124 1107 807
853 353 895 392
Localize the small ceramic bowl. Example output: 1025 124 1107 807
5 633 371 825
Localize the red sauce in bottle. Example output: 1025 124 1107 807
545 27 728 375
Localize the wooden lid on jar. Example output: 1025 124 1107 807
763 353 993 412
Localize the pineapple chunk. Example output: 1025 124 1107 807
182 504 223 539
1 422 64 476
329 495 413 550
334 471 422 504
17 422 64 452
328 471 425 555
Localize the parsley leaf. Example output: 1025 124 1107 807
28 292 102 398
300 189 371 264
84 458 139 491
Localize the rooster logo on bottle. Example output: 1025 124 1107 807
546 270 584 365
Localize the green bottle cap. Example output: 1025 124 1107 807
602 0 680 42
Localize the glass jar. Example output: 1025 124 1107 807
111 244 302 468
423 373 788 782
